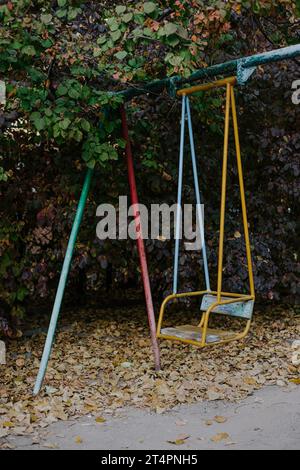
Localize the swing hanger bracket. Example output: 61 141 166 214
168 76 181 99
237 58 257 85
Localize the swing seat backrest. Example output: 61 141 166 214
200 294 254 320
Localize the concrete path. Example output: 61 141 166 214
6 386 300 450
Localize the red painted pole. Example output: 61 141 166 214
121 106 161 371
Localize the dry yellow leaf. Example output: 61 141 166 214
168 434 190 445
169 439 184 445
75 436 83 444
214 415 227 424
243 377 257 386
205 420 214 426
3 421 14 428
211 432 230 443
289 378 300 385
95 416 106 423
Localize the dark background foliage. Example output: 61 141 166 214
0 1 299 336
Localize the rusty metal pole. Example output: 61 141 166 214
121 106 161 371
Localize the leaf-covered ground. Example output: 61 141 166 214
0 304 299 445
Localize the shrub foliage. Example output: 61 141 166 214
0 1 299 331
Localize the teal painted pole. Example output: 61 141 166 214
118 44 300 100
33 168 93 395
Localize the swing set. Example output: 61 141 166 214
33 45 300 395
157 76 255 348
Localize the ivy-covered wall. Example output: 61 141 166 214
0 1 299 333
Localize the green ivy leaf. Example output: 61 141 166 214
116 5 126 15
34 117 46 131
68 88 81 99
165 53 184 67
73 129 83 142
22 46 36 56
57 84 68 96
166 36 180 47
144 2 157 14
86 159 96 169
107 19 119 31
114 50 128 60
122 13 133 23
59 118 71 130
97 36 107 45
164 23 178 36
68 7 81 21
41 14 53 25
56 8 67 18
111 30 122 42
81 119 91 132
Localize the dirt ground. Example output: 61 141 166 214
0 304 299 450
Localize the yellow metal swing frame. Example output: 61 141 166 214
156 77 255 348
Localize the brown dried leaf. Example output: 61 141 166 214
95 416 106 423
211 432 230 443
214 415 227 424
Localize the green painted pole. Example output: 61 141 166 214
33 168 93 395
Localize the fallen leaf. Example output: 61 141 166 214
289 378 300 385
207 390 221 401
211 432 230 443
243 377 257 386
0 443 15 449
167 434 190 445
214 415 227 424
95 416 106 423
16 358 25 368
2 421 14 428
45 386 58 395
42 442 59 449
75 436 83 444
121 362 132 368
205 420 214 426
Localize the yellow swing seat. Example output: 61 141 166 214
161 325 234 344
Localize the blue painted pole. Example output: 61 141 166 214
173 96 186 295
186 97 211 291
33 168 93 395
